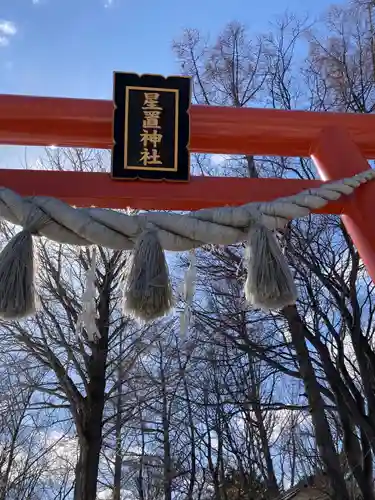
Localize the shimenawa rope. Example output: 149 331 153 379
0 168 372 331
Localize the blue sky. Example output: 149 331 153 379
0 0 337 168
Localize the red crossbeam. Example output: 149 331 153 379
1 94 375 157
1 95 375 282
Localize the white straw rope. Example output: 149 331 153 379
0 169 372 251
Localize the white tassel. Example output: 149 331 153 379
180 250 196 339
76 247 100 342
123 229 173 321
244 223 297 310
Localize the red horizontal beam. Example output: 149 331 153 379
1 94 375 158
0 169 348 213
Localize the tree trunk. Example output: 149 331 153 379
283 305 350 500
0 403 29 500
248 360 279 499
160 365 173 500
179 357 197 500
74 271 111 500
341 410 375 500
74 434 103 500
113 330 124 500
203 389 221 500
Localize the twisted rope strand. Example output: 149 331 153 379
0 169 372 251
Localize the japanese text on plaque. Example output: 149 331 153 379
139 92 163 166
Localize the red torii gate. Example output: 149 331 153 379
0 94 374 282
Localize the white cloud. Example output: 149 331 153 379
0 20 17 36
98 489 133 500
41 430 78 478
0 20 17 47
97 491 112 500
104 0 113 7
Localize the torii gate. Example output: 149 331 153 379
0 93 374 329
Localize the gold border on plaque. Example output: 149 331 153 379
124 86 179 172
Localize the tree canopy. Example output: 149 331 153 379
0 1 375 499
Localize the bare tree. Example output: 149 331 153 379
173 7 375 498
1 3 375 499
0 149 149 500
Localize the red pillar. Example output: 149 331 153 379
310 126 375 283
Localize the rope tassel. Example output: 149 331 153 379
76 247 100 342
123 228 173 321
0 170 370 323
0 229 37 319
244 223 297 311
180 250 196 339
